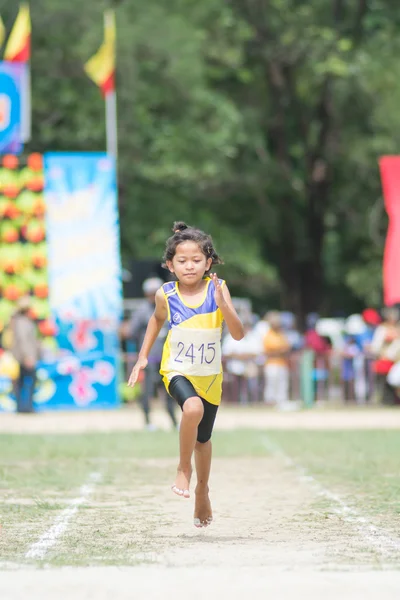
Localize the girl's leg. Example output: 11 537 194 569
193 399 218 527
172 396 204 498
194 440 213 527
195 440 212 490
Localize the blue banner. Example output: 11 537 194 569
44 153 122 321
33 320 121 412
0 62 24 154
0 321 121 412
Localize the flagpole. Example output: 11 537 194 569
104 10 117 159
105 90 118 158
21 62 31 142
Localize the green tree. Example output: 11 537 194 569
202 0 399 318
3 0 400 320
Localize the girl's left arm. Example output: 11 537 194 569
212 274 244 340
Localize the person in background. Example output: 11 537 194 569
263 311 291 408
358 309 381 349
253 312 270 347
304 313 331 354
280 312 304 352
222 319 263 404
356 309 381 401
371 306 400 405
304 313 331 401
11 296 41 413
341 332 362 403
342 314 370 403
280 312 304 400
121 277 178 430
385 327 400 402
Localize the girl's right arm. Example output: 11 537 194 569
127 289 168 387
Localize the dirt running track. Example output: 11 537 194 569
1 405 400 599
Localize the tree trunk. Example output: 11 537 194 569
278 248 325 329
262 186 326 328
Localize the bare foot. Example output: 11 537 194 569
172 466 192 499
194 486 213 528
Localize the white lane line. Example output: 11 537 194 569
25 472 101 560
263 437 400 557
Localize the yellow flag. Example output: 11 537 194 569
4 3 31 62
84 10 116 97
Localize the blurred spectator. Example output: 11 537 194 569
355 309 382 401
253 312 270 346
222 319 263 404
316 317 346 353
280 312 303 351
371 306 399 405
304 313 331 354
263 311 290 407
341 314 368 403
358 309 381 350
10 296 41 413
305 313 331 401
120 277 178 430
341 332 362 403
386 331 400 400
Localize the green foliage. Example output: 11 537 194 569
2 0 399 317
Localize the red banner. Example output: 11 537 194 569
379 156 400 306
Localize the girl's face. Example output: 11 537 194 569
167 241 212 285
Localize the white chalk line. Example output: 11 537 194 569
25 472 102 560
263 436 400 558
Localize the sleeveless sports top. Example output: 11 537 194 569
160 277 225 406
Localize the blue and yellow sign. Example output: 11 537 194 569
0 62 23 154
44 153 122 321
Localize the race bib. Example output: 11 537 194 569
168 327 221 376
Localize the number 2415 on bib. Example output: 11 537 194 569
174 342 216 365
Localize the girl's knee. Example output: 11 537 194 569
183 396 204 420
195 438 211 449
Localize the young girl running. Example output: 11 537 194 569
128 222 244 528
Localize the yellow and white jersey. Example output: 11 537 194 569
160 278 225 406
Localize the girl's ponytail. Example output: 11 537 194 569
172 221 188 234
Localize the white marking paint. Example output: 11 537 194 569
263 437 400 557
25 472 101 560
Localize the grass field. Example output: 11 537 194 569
1 408 400 598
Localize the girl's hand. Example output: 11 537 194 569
211 273 226 308
128 357 148 387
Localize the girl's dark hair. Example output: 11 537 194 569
162 221 223 274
